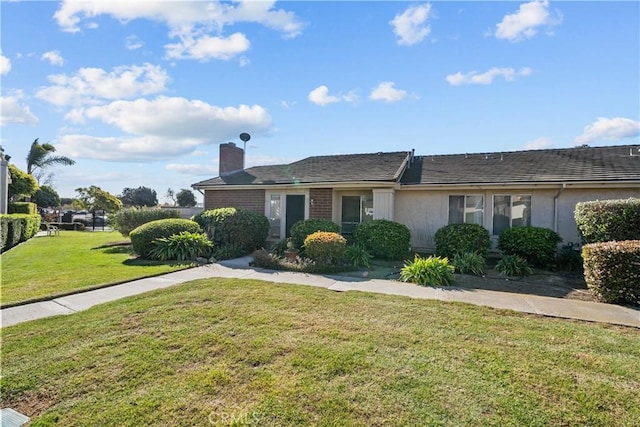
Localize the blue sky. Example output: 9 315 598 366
1 1 639 202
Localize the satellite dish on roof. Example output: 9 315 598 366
239 132 251 142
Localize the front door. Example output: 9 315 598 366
285 195 305 237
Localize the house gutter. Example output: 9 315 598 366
553 183 567 232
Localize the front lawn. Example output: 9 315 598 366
1 279 638 426
0 231 193 306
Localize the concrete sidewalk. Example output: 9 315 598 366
2 257 639 328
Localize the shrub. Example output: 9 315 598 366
582 240 640 305
8 202 38 215
355 219 410 260
575 198 640 244
344 243 373 269
269 238 289 256
130 219 202 258
0 214 41 252
496 255 533 277
555 246 583 273
111 207 181 237
452 252 486 276
290 219 340 250
251 249 284 270
303 231 347 266
434 223 491 259
212 243 245 261
498 226 562 268
148 232 212 261
399 255 455 286
192 208 269 254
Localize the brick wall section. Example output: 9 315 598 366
203 189 266 214
309 188 333 219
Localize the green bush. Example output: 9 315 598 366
496 255 533 277
355 219 410 260
212 243 245 261
251 249 284 270
269 238 289 256
148 231 212 261
582 240 640 305
434 223 491 259
452 252 486 276
111 207 181 237
344 243 373 269
303 231 347 266
290 219 340 250
575 198 640 244
498 226 562 268
0 213 41 252
192 207 269 254
555 246 583 273
8 202 37 215
130 218 202 258
399 255 455 286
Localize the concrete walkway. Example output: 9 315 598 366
2 257 639 328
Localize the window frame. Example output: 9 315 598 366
447 194 485 226
491 194 532 236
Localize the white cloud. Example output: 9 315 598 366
54 1 303 60
369 82 408 103
165 32 250 61
446 67 532 85
308 85 357 106
41 50 64 66
57 96 272 161
125 35 143 50
522 137 553 150
390 3 432 46
495 0 562 42
575 117 640 145
0 51 11 75
0 92 40 126
36 63 169 106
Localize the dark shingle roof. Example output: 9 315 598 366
401 145 640 185
193 151 411 187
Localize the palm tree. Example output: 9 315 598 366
26 138 75 183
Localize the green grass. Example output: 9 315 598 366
1 279 638 426
0 231 193 306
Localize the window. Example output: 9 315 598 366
492 195 531 235
268 195 281 238
341 195 373 235
448 195 484 225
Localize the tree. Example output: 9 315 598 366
119 186 158 207
26 138 75 184
176 188 197 207
33 185 61 207
8 164 38 201
74 186 123 212
165 188 177 206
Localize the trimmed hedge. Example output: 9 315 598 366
130 218 202 258
192 207 269 254
434 223 491 259
582 240 640 305
290 219 340 250
111 207 181 237
0 213 41 252
355 219 410 260
498 226 562 268
303 231 347 265
575 198 640 244
8 202 37 215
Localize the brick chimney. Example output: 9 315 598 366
219 142 244 176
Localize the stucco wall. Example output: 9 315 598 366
394 187 640 252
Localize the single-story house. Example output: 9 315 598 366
192 143 640 252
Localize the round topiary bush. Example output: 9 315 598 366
290 218 340 250
434 223 491 259
192 207 269 254
498 226 562 268
111 207 181 237
575 198 640 244
354 219 410 260
130 218 202 258
303 231 347 265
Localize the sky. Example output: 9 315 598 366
1 0 639 203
